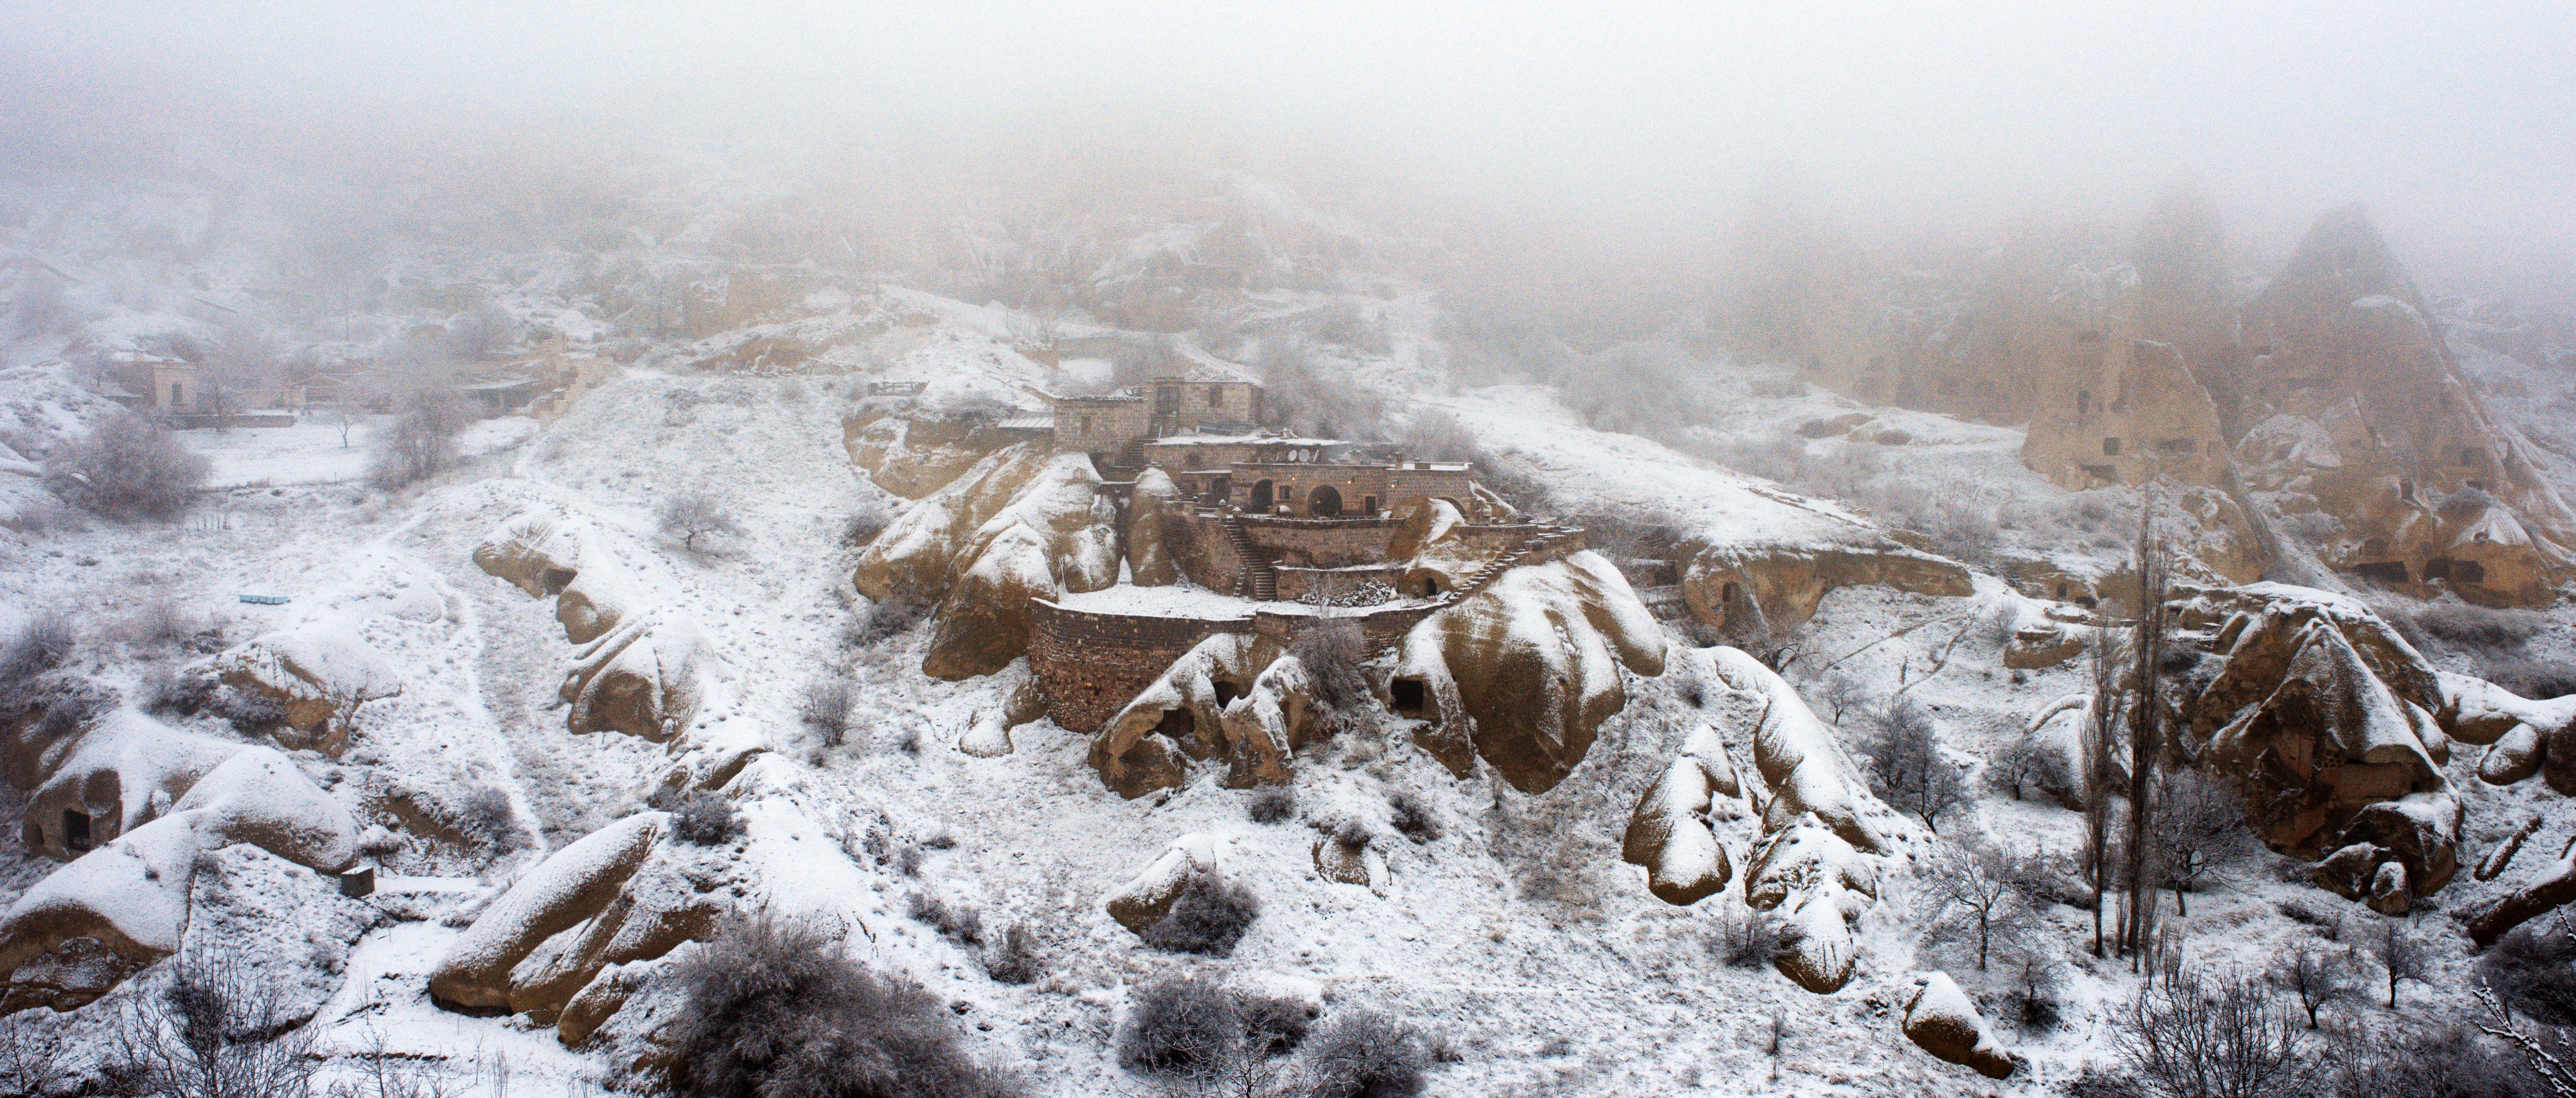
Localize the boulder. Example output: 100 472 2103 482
1744 816 1878 994
2002 624 2089 670
2471 837 2576 946
2367 862 2411 916
962 660 1046 758
1706 646 1886 855
561 616 707 743
1902 972 2015 1079
1127 469 1180 587
430 812 665 1011
1621 726 1743 906
1394 552 1666 794
474 510 586 596
556 563 642 645
1311 835 1386 895
209 621 403 755
1214 654 1321 790
1106 834 1226 933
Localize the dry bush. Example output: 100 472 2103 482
368 390 465 489
105 950 321 1098
1246 785 1298 824
906 890 984 945
984 923 1041 985
1301 1009 1431 1098
1387 790 1442 843
1140 872 1260 957
2482 924 2576 1026
46 413 209 519
660 491 743 553
1707 904 1780 970
665 790 744 846
841 507 893 547
444 785 523 853
1395 409 1480 463
1862 697 1967 832
801 675 855 746
664 914 1017 1098
0 613 74 694
2483 655 2576 701
2111 967 2315 1098
1120 975 1246 1073
1289 620 1372 727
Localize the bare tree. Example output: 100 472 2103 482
1863 696 1967 833
2112 966 2315 1098
331 407 360 449
2083 629 2125 958
2360 918 2431 1009
0 1014 65 1097
800 674 854 748
661 491 742 552
47 411 210 519
1987 731 2045 801
1923 841 2029 970
2125 504 2172 963
107 951 321 1098
2149 769 2245 916
2269 944 2358 1029
369 387 465 488
329 1024 459 1098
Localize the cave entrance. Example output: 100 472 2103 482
63 810 92 853
1309 485 1343 518
1248 480 1274 514
1390 678 1428 718
2353 561 2411 585
1154 707 1194 740
1211 680 1246 707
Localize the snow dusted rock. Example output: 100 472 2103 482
1106 833 1227 932
1621 725 1745 906
1093 634 1267 799
2368 862 2411 916
1901 971 2016 1079
1126 467 1180 586
2185 584 2459 896
921 452 1120 679
1312 833 1387 894
209 620 403 755
843 411 1025 500
430 811 666 1011
1390 497 1484 595
2434 670 2576 790
503 835 735 1024
1681 543 1970 637
2472 836 2576 946
1216 654 1319 789
1744 815 1879 994
21 709 236 859
2002 622 2090 670
1706 646 1888 855
474 509 587 596
556 560 645 645
1397 552 1666 794
962 659 1047 758
0 736 358 1014
561 615 708 743
2016 694 2130 810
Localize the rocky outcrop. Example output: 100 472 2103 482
1311 833 1387 894
1902 972 2016 1079
430 809 736 1041
474 511 587 597
207 621 403 755
2022 336 2231 491
2472 836 2576 947
1092 634 1270 799
853 446 1119 680
1620 726 1746 906
1127 469 1180 587
1395 552 1666 793
2436 670 2576 792
843 412 1028 500
1680 543 1971 638
2178 585 2460 901
562 615 708 743
0 718 359 1014
1106 833 1227 933
1745 816 1879 994
2235 207 2576 607
960 660 1047 758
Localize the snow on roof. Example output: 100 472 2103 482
1170 343 1262 384
994 414 1055 431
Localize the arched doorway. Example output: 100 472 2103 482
1309 485 1343 518
1248 480 1274 514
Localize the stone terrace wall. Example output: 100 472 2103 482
1274 564 1408 603
1027 601 1252 733
1241 515 1404 567
1158 504 1249 592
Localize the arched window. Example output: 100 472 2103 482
1309 485 1343 518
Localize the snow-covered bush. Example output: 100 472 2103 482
103 951 320 1098
0 611 74 691
1246 785 1298 824
663 914 1018 1098
447 785 524 852
906 890 984 945
1387 791 1441 843
1139 872 1259 957
841 507 892 548
984 922 1041 985
667 790 743 846
800 674 855 746
1120 975 1245 1073
45 412 208 519
1301 1008 1431 1098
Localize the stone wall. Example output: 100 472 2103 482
1274 564 1408 603
1158 504 1250 592
1053 396 1154 455
1026 601 1252 733
1241 516 1405 567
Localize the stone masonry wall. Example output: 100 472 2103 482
1027 601 1252 733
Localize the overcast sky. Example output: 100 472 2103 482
6 1 2570 296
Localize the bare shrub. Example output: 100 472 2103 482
1709 905 1780 970
2484 655 2576 701
1396 409 1479 463
106 950 321 1098
907 890 984 945
1302 1008 1431 1098
2317 1023 2542 1098
214 689 284 736
2148 769 2248 915
2416 601 2547 648
330 1025 460 1098
664 914 1017 1098
1387 790 1442 843
1289 620 1372 725
2111 967 2315 1098
1120 975 1246 1074
2000 940 2065 1030
1246 785 1298 824
47 412 209 519
128 597 194 648
984 922 1041 985
2482 924 2576 1026
368 390 465 489
1862 697 1967 832
660 491 743 553
444 785 522 852
0 612 74 693
841 507 892 547
850 596 928 646
0 1013 66 1097
664 790 744 846
1922 841 2030 970
801 675 855 747
2358 917 2431 1008
1140 872 1260 957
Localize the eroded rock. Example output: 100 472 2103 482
1621 726 1744 906
1902 971 2016 1079
208 621 402 755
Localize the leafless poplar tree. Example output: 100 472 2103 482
2124 502 2172 963
2084 629 2124 959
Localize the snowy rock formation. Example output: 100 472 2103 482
207 620 404 755
1901 971 2017 1079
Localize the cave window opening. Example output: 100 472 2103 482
1390 678 1428 717
64 810 91 853
2354 561 2411 585
1154 707 1195 740
2102 437 2123 457
1211 680 1246 707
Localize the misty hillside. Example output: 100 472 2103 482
5 7 2576 1098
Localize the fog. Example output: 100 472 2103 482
4 1 2571 306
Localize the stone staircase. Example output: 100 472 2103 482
1222 514 1277 599
1432 528 1577 607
